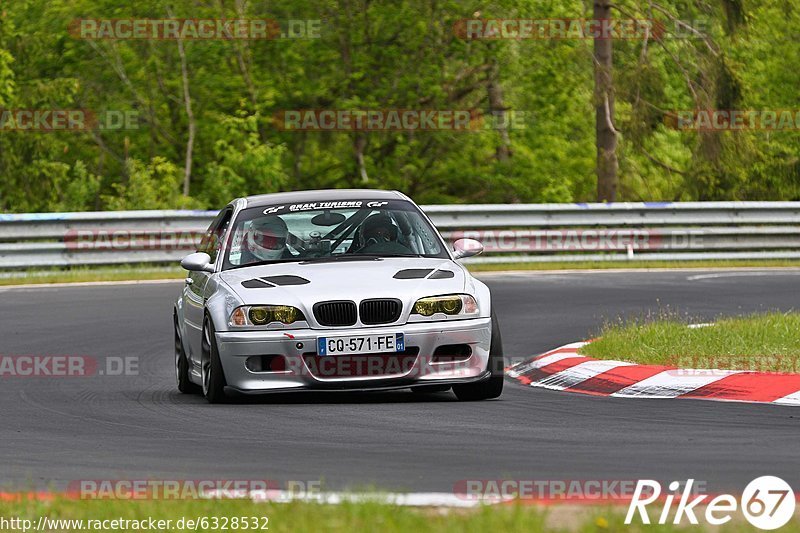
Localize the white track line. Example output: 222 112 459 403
535 360 634 390
510 352 584 375
205 490 495 507
0 279 181 291
476 267 800 278
612 370 742 398
510 341 800 406
774 390 800 406
555 341 590 351
687 271 800 281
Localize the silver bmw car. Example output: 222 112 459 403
174 189 503 403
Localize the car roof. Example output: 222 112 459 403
242 189 407 209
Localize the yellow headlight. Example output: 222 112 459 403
413 300 438 316
245 306 305 325
412 296 464 316
249 307 270 325
441 298 462 314
272 306 301 324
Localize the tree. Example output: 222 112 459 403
594 0 619 202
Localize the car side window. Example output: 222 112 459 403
198 209 233 264
197 213 222 255
207 210 233 264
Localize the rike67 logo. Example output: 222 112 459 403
626 477 796 530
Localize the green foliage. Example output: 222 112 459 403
0 0 798 212
52 160 102 211
103 157 190 210
0 49 15 107
199 112 289 207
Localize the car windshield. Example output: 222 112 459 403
223 199 449 269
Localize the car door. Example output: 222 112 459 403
183 208 233 368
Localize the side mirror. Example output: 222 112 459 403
452 238 483 260
181 252 215 273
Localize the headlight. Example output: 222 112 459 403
229 305 306 327
410 294 479 320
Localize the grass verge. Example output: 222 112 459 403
467 259 800 272
580 311 800 372
0 266 184 286
0 496 795 532
1 260 799 286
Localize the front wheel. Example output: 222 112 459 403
175 316 200 394
201 315 228 404
453 315 504 401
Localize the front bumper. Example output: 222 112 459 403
215 317 492 393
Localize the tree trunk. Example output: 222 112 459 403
177 38 195 197
354 134 369 183
594 0 618 202
487 58 511 163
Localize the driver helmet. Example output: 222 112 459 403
246 216 288 261
361 214 398 247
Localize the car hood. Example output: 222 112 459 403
219 257 468 310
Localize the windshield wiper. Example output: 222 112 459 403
300 253 430 264
227 257 305 270
299 254 384 265
230 253 430 269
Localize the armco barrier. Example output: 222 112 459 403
1 202 799 269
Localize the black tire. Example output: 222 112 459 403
174 315 200 394
410 385 452 393
201 315 228 404
453 314 504 401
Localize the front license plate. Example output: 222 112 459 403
317 333 404 356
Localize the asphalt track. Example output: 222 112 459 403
1 270 799 494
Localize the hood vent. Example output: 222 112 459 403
262 275 310 286
393 269 433 279
241 279 274 289
393 268 455 280
241 275 310 289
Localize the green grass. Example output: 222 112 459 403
0 496 795 532
467 259 800 272
1 259 798 287
0 266 185 286
580 311 800 372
